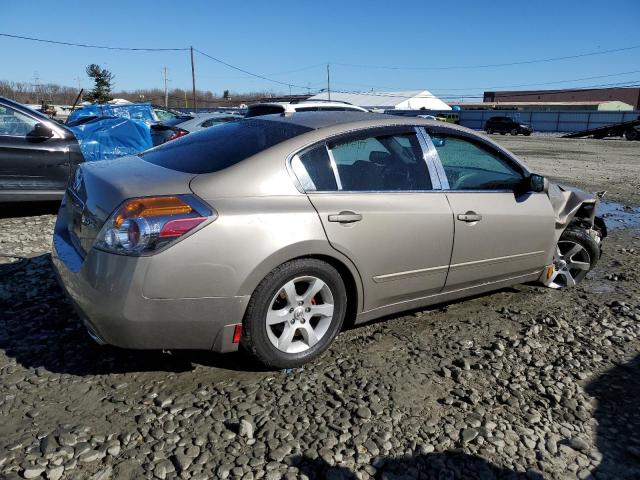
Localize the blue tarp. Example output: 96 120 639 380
69 117 152 162
67 103 156 124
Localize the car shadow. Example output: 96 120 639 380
586 353 640 479
0 253 268 376
293 452 541 479
0 201 60 219
1 251 532 376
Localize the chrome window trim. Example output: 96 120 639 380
325 145 343 190
296 190 447 195
290 154 317 192
416 127 445 190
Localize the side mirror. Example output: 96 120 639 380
528 173 547 193
28 123 54 139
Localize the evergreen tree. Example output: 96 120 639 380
84 64 114 103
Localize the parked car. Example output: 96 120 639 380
434 112 460 124
0 96 83 201
245 100 368 117
149 117 191 146
624 124 639 141
485 116 532 135
52 112 606 368
175 113 243 133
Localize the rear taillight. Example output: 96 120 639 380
95 195 214 255
168 128 189 141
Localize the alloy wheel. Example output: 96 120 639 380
546 240 591 289
266 276 335 354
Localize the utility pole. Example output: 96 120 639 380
32 71 41 103
162 66 169 108
326 64 331 101
190 46 197 111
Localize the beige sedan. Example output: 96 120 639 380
52 112 606 368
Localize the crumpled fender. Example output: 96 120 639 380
548 182 598 230
547 182 600 249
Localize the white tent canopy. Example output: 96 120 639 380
308 90 451 111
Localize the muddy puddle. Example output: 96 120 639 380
599 201 640 231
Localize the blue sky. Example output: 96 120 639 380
1 0 639 99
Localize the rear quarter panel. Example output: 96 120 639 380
142 196 363 311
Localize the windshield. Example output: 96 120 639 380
139 119 312 174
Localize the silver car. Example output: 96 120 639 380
52 112 606 368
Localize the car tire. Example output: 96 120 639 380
524 131 532 136
624 128 638 141
510 128 518 135
241 258 347 369
486 127 493 134
545 227 600 289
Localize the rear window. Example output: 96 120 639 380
296 107 359 112
140 119 312 174
245 105 285 118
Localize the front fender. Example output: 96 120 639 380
545 183 605 265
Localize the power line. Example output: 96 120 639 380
432 70 640 92
0 32 189 51
331 44 640 71
3 31 640 97
194 48 310 90
329 70 640 93
322 80 640 101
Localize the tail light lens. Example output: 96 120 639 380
95 195 215 255
168 128 189 141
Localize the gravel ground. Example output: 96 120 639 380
491 135 640 206
1 137 639 480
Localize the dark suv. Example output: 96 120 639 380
485 116 532 136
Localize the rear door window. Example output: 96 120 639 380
292 145 338 191
140 119 311 174
329 130 432 191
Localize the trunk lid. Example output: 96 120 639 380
65 155 196 257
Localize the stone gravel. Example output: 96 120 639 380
0 138 639 479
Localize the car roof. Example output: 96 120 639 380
254 111 389 129
248 101 368 112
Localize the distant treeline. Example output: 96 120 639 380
0 80 274 107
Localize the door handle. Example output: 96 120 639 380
328 211 363 223
457 212 482 222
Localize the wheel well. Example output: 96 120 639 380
568 202 596 229
296 254 360 330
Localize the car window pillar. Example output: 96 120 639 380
417 127 449 189
324 145 343 190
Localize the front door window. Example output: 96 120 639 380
0 105 37 136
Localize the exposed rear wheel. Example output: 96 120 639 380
242 259 347 369
545 228 600 289
625 128 638 141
